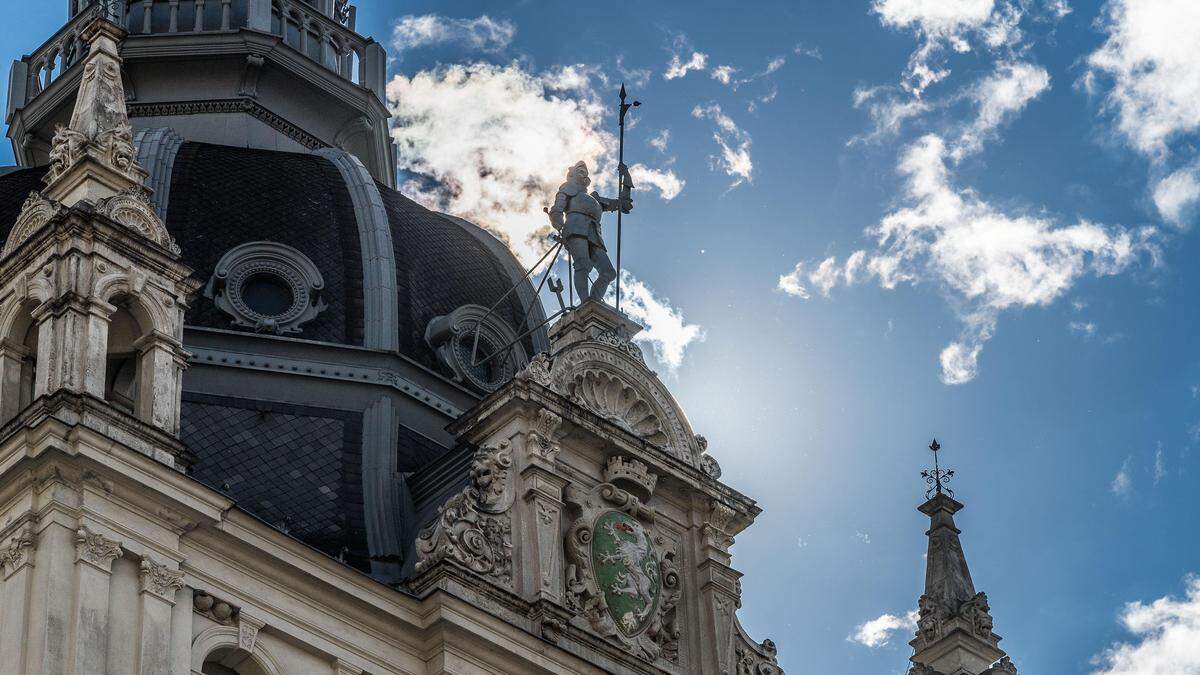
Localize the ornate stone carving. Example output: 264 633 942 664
0 525 37 577
569 369 669 446
46 126 89 183
3 192 64 257
563 459 677 663
75 527 122 571
139 557 185 602
908 664 939 675
415 443 515 582
914 591 998 648
549 343 697 464
193 590 238 624
735 638 781 675
985 656 1018 674
700 454 723 479
603 456 658 503
704 500 737 550
238 613 266 653
516 351 553 387
595 329 644 363
528 408 566 462
205 241 327 334
95 188 180 253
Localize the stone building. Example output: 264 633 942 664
0 3 784 673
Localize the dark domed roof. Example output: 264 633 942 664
164 142 539 369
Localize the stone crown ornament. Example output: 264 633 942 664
603 456 657 503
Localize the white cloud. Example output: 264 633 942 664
391 14 515 56
1112 455 1134 497
1152 167 1200 228
629 164 685 200
872 0 1005 97
1154 444 1167 484
711 65 737 86
873 0 996 37
851 86 932 143
777 263 811 299
648 129 671 154
663 34 708 80
1090 576 1200 674
1086 0 1200 159
781 135 1153 384
615 56 651 88
1047 0 1072 20
850 610 918 649
954 62 1051 158
605 271 705 372
855 531 872 544
692 103 754 187
387 62 616 265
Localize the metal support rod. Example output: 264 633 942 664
469 306 570 370
469 239 562 368
615 84 640 314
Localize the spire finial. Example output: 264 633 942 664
921 438 955 498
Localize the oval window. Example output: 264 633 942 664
241 272 295 317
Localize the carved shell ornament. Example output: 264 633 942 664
2 192 64 257
569 369 669 446
96 188 180 254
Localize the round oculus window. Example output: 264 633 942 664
241 272 296 317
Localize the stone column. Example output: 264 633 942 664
519 409 568 604
134 331 186 434
82 302 113 399
28 521 78 675
72 528 123 674
137 557 185 675
0 526 37 673
696 500 742 673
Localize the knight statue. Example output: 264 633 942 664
548 160 634 303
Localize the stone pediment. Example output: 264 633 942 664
518 301 704 466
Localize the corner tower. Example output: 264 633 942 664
6 0 394 184
909 441 1019 675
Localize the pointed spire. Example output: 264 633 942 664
909 440 1015 675
42 8 148 206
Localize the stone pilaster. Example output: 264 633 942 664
137 556 184 674
0 525 37 673
72 527 123 674
519 408 569 605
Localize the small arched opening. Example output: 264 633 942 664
0 300 42 423
200 647 274 675
104 296 145 416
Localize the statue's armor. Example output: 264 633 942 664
552 181 606 249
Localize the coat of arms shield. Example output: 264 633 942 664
591 510 662 637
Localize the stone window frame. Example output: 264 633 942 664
424 304 528 394
205 241 327 335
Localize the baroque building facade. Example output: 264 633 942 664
0 3 786 674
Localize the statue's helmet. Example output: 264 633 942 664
566 161 589 180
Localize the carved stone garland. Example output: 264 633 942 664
563 456 680 663
415 442 516 583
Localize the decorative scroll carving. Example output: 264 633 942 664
563 457 677 663
75 527 122 571
528 408 566 462
595 329 644 362
3 193 64 257
425 304 528 393
704 500 737 550
734 628 781 675
569 369 669 446
415 443 515 583
238 613 266 653
908 664 939 675
696 435 723 479
139 557 185 602
96 188 180 253
516 351 553 387
0 525 37 577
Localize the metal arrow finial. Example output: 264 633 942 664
921 438 955 498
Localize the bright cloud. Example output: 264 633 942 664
391 14 515 55
954 61 1051 158
850 610 918 649
1086 0 1200 159
663 34 708 80
711 65 737 85
1153 168 1200 229
387 62 678 265
780 134 1153 384
648 129 671 154
1090 576 1200 673
606 271 705 373
872 0 1002 96
629 164 685 201
692 103 754 187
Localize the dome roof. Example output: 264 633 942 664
0 141 547 374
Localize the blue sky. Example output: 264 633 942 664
6 1 1200 672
